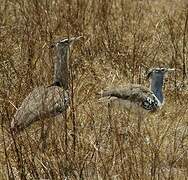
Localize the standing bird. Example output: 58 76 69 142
11 36 82 133
98 68 174 112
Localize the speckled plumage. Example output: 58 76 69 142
99 68 174 112
11 86 69 132
11 36 82 133
99 85 161 112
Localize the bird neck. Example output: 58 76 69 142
54 45 70 90
150 75 164 104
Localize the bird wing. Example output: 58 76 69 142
99 84 161 112
11 86 69 132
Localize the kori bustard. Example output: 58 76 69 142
11 36 82 133
99 68 174 112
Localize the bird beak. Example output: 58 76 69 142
69 36 83 46
166 68 175 72
72 36 83 41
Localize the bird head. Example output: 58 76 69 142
50 36 83 48
147 68 175 79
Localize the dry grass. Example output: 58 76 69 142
0 0 188 179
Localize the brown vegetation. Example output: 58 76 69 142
0 0 188 179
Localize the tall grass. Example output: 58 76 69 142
0 0 188 179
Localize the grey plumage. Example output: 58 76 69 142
99 85 161 112
11 86 69 132
148 68 174 104
11 36 82 133
99 68 174 112
53 36 82 90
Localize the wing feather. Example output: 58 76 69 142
11 86 69 132
99 84 161 112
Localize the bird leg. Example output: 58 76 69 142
137 111 145 177
39 120 52 152
107 102 113 131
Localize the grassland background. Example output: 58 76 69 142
0 0 188 179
